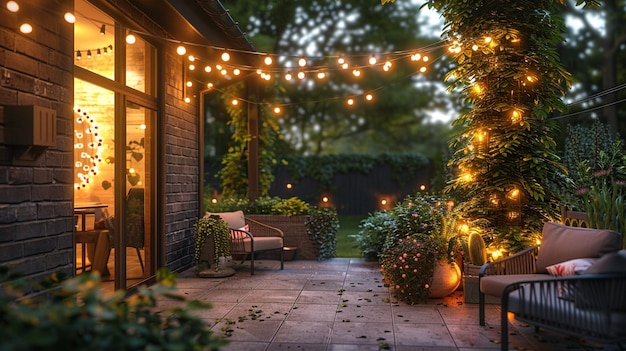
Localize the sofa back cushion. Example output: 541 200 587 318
207 211 246 229
535 222 621 274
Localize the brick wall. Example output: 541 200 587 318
0 2 75 281
0 1 203 282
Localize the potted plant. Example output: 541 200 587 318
194 214 234 277
377 193 461 304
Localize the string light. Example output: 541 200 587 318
64 12 75 23
298 56 307 67
6 1 19 12
176 45 186 55
100 24 106 35
126 31 136 44
221 51 230 62
19 23 32 34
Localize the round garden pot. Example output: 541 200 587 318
428 260 462 298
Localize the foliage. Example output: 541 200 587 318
425 0 598 251
377 193 455 304
269 197 311 216
0 267 224 351
205 195 311 216
216 83 279 198
555 1 624 137
222 0 458 155
355 211 396 260
381 234 440 304
305 207 339 260
280 153 430 189
194 215 232 272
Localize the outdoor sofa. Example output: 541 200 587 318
478 222 626 350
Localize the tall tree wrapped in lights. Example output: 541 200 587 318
419 0 601 252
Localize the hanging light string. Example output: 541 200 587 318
201 52 448 112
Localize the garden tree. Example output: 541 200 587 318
384 0 600 253
217 0 460 155
557 0 626 137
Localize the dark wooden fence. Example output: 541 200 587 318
268 163 433 215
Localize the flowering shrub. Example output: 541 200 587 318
378 193 454 304
381 234 440 304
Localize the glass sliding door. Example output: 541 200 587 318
74 0 159 291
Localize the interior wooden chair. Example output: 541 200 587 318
210 210 284 275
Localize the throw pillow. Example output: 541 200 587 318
546 258 596 277
546 258 596 300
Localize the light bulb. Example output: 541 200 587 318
6 1 19 12
176 45 186 55
298 56 307 67
126 33 136 44
264 55 273 65
221 51 230 61
64 12 75 23
19 23 32 34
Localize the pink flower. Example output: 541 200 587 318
416 253 421 257
396 285 400 289
424 284 429 289
413 269 417 273
401 274 406 278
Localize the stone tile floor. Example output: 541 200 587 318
160 258 623 351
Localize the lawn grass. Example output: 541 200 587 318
335 215 367 258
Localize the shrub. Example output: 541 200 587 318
305 207 339 260
0 267 224 351
355 211 396 260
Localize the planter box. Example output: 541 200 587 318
463 263 499 304
247 215 318 260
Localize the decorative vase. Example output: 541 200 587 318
428 260 461 298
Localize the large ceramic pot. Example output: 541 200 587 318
428 260 462 298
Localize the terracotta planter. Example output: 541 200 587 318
428 260 461 298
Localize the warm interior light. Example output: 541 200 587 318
233 69 241 76
188 64 195 71
184 97 191 103
186 81 193 87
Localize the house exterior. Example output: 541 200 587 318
0 0 253 290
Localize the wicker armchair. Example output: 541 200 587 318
211 211 284 275
478 222 625 350
500 272 626 351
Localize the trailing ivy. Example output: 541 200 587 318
422 0 599 250
305 207 339 260
279 153 429 189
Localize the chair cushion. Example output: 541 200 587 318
535 222 621 274
546 258 597 277
209 211 246 229
480 274 554 297
241 236 283 252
